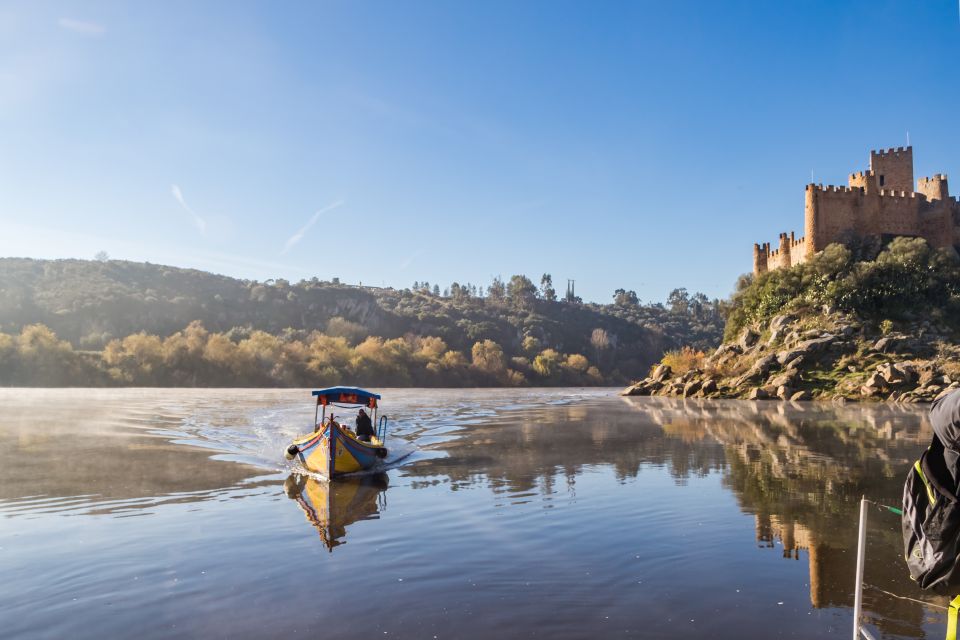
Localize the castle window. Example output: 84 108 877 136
879 175 885 186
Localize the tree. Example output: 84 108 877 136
532 348 562 377
487 276 506 303
613 288 639 307
506 274 538 309
540 274 557 302
471 339 506 377
590 328 610 364
94 251 110 262
667 288 690 315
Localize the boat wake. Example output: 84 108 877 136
148 387 609 476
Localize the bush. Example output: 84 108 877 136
659 346 705 375
725 238 960 340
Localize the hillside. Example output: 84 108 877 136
624 237 960 402
0 258 724 387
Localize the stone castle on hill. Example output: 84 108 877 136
753 146 960 275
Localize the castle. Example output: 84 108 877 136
753 146 960 275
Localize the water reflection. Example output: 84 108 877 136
404 396 939 637
284 473 388 551
0 389 947 638
0 389 271 517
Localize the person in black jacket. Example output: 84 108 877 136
355 408 375 442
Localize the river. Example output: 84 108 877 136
0 388 945 639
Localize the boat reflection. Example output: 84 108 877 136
284 473 388 551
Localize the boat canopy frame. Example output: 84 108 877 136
312 387 381 433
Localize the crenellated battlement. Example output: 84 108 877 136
877 189 916 199
753 146 958 276
809 183 863 195
871 146 910 158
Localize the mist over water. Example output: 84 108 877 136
0 389 946 639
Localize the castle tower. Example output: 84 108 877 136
869 146 913 192
918 174 949 201
848 170 876 193
776 233 792 269
803 184 821 256
753 242 768 275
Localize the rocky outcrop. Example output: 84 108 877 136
621 312 960 403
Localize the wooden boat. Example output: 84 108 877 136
283 472 388 551
285 387 389 477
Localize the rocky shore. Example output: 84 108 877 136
622 312 960 403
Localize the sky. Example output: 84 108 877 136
1 1 959 304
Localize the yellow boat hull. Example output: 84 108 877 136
288 422 386 476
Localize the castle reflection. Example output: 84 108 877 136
284 473 388 551
402 396 940 637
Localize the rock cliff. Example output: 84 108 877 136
622 312 960 403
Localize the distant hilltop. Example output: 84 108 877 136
753 146 960 274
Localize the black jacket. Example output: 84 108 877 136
356 412 374 437
932 390 960 485
903 390 960 592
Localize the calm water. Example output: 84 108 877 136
0 389 947 639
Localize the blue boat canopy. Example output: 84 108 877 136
312 387 381 407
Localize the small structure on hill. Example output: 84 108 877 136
753 147 960 275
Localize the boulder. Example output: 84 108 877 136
790 390 812 402
796 336 836 354
748 355 779 379
713 343 742 360
747 387 769 400
776 385 792 400
877 363 906 385
861 384 882 398
682 380 701 398
786 356 806 371
701 378 718 394
651 364 672 382
873 336 901 353
863 372 888 390
769 314 797 334
739 328 760 350
768 370 799 388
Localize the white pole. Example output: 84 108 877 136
853 496 868 640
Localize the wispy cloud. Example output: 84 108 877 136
282 200 344 254
58 18 106 37
171 184 207 234
399 250 423 270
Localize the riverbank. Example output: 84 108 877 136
622 311 960 403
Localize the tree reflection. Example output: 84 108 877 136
402 396 940 636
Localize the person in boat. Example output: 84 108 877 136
355 408 375 442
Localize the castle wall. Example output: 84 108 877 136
871 190 921 237
919 197 958 249
789 236 807 266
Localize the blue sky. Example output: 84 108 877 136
1 1 958 303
